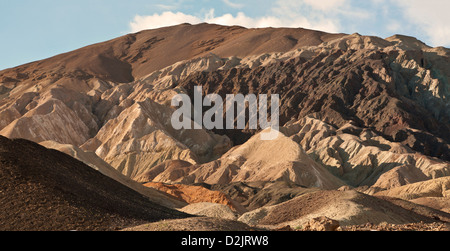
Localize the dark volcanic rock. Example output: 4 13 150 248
177 46 450 160
209 181 319 211
0 136 188 231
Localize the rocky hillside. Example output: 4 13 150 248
176 34 450 161
0 23 449 231
0 136 188 231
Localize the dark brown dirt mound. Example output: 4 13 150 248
257 190 450 226
122 217 261 231
411 197 450 214
258 190 344 225
0 136 188 231
379 196 450 222
208 181 319 211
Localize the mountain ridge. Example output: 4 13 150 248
0 23 346 83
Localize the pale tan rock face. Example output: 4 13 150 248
0 99 91 146
0 64 233 179
238 190 448 228
283 116 450 188
370 164 430 190
135 129 347 189
375 176 450 200
80 95 231 179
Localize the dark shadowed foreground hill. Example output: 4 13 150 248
0 136 188 231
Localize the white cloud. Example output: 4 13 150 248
303 0 349 11
274 0 369 18
129 0 372 35
395 0 450 46
129 0 450 47
155 4 178 10
385 20 402 33
130 6 341 34
222 0 244 9
369 0 450 46
130 12 202 32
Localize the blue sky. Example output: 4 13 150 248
1 0 449 70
